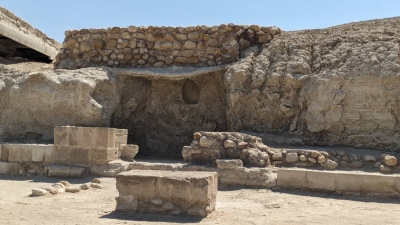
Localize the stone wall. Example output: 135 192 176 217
55 25 281 69
54 126 128 166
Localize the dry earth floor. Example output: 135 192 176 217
0 175 399 225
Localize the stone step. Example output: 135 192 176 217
47 164 90 178
277 168 400 196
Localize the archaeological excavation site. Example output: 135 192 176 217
1 5 400 224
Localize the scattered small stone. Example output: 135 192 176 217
80 183 90 190
92 178 102 184
383 155 398 167
272 152 283 161
286 153 298 163
317 155 326 164
349 161 364 169
379 164 393 173
51 183 66 193
238 142 249 149
320 151 329 157
339 161 348 167
31 188 47 196
59 181 71 187
223 140 236 148
363 155 377 162
342 156 350 162
66 186 81 193
90 183 103 189
308 157 317 164
299 155 307 162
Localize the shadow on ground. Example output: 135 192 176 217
100 211 203 223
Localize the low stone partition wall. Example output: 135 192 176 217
116 170 218 217
0 143 55 175
55 24 281 69
278 168 400 196
184 132 271 167
54 126 128 166
216 159 276 188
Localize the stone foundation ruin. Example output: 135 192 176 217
3 6 400 219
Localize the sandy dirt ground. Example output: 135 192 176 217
0 175 399 225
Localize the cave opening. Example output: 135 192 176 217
112 71 227 159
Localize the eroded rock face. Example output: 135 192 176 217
3 17 400 156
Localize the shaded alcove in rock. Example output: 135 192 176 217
111 69 227 158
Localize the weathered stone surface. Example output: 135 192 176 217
80 183 90 190
322 160 339 170
90 183 103 189
199 136 215 147
120 144 139 161
47 165 89 178
31 188 48 196
216 159 243 169
363 155 377 162
116 170 218 217
223 140 236 148
272 153 283 161
92 178 101 184
317 155 326 164
66 186 81 193
349 161 364 169
286 153 298 163
379 164 393 173
383 156 398 166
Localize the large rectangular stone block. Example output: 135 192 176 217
55 146 69 164
69 147 91 166
0 162 7 174
0 144 9 162
69 126 80 146
7 162 19 176
20 144 32 162
44 145 56 164
306 170 336 191
54 126 70 146
277 168 307 189
78 127 96 147
32 145 45 162
91 147 117 165
116 170 218 217
7 144 21 163
95 128 115 148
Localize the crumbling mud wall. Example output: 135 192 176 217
55 25 281 69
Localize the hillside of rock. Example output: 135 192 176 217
2 17 400 156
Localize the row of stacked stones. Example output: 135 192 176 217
184 131 272 167
55 24 281 69
184 132 400 174
270 149 400 173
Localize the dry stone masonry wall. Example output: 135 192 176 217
55 24 281 69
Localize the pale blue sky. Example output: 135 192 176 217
0 0 399 43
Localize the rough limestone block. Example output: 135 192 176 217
20 144 33 162
335 172 363 192
44 145 56 164
0 162 7 174
216 159 243 169
114 129 128 151
361 173 397 194
54 126 70 146
0 144 9 162
69 147 91 166
277 168 307 189
306 170 336 191
32 144 46 162
120 144 139 161
78 127 96 147
69 126 80 146
47 165 89 178
92 147 118 165
182 146 192 162
116 170 218 217
91 159 130 177
7 144 21 163
95 128 116 148
55 147 69 164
